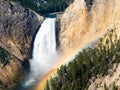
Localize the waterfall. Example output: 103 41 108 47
22 17 57 88
30 17 57 78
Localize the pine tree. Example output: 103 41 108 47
44 80 50 90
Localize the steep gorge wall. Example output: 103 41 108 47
0 57 23 90
0 0 44 61
59 0 120 53
58 0 120 89
34 1 120 90
0 1 44 89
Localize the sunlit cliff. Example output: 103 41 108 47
60 0 120 52
36 0 120 89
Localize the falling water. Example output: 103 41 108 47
14 17 58 90
30 17 57 78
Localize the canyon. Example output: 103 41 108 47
0 0 44 89
0 0 120 90
36 0 120 89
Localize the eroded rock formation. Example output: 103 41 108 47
0 1 44 89
59 0 120 53
59 0 120 89
0 0 44 60
0 57 22 90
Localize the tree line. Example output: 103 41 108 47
45 29 120 90
9 0 74 15
0 47 13 66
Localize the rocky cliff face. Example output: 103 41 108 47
59 0 120 53
59 0 120 89
0 0 44 60
0 0 44 89
0 57 23 90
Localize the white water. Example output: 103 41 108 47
23 17 57 87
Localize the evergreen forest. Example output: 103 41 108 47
45 29 120 90
0 47 13 66
9 0 74 15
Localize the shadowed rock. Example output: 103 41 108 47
0 0 44 61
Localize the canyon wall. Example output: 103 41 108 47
0 57 23 90
0 1 44 89
0 0 44 61
59 0 120 89
59 0 120 53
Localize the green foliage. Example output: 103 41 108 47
45 29 120 90
112 82 118 90
10 0 74 15
44 80 50 90
0 47 12 66
85 0 94 10
85 0 93 6
104 83 109 90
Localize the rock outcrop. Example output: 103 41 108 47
0 0 44 89
59 0 120 53
88 63 120 90
0 0 44 60
59 0 120 89
0 57 23 90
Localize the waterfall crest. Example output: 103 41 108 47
30 17 57 78
21 17 57 88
